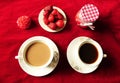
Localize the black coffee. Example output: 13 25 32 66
79 43 98 64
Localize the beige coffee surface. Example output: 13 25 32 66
26 42 51 66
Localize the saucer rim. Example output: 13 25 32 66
38 6 67 32
17 36 59 77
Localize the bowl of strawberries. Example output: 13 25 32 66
38 5 67 32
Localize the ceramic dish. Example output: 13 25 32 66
15 36 59 77
67 36 98 74
38 6 67 32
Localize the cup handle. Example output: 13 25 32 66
15 56 22 59
103 54 107 58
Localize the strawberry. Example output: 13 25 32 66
44 5 53 12
43 17 49 25
57 12 64 20
48 22 57 30
48 14 54 22
56 20 64 28
43 6 65 30
43 10 49 18
51 9 58 15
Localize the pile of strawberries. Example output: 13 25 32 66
43 5 65 30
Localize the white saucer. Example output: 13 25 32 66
67 36 98 74
38 6 67 32
17 36 59 77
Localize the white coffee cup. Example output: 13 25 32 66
67 37 107 74
15 36 59 76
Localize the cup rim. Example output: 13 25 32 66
18 36 54 69
77 38 103 67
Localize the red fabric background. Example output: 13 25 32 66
0 0 120 83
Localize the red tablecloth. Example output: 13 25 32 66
0 0 120 83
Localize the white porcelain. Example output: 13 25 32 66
38 6 67 32
67 36 106 74
15 36 59 77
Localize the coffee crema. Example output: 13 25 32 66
79 43 98 64
25 42 51 66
